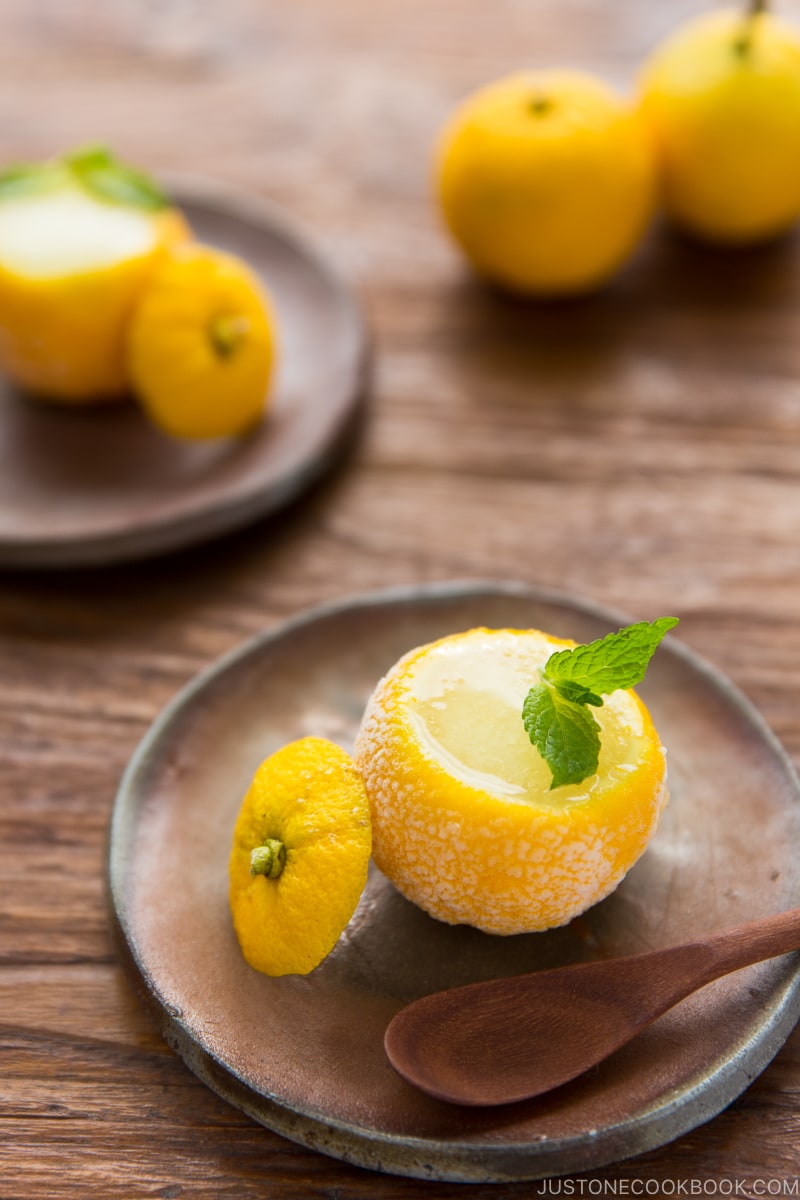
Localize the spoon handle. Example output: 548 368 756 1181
573 904 800 1026
683 903 800 986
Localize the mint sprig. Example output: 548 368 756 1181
0 162 68 201
64 145 167 211
0 145 167 211
522 616 678 790
522 685 602 790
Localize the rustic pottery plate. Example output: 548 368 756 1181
108 582 800 1182
0 175 368 567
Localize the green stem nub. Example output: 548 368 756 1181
250 839 286 879
209 314 250 359
734 0 767 56
529 95 554 117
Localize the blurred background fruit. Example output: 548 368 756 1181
639 4 800 244
126 243 276 440
436 70 657 295
0 146 189 402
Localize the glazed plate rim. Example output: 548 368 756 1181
108 580 800 1182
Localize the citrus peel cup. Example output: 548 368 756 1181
0 146 190 402
354 627 669 936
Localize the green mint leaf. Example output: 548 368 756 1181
551 679 604 708
64 145 115 171
522 682 602 790
65 144 167 211
544 617 679 697
0 162 68 202
520 615 678 789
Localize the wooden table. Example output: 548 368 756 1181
2 0 799 1192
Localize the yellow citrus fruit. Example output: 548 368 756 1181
639 8 800 244
127 244 276 440
436 71 657 295
229 736 371 977
0 149 189 402
354 628 668 935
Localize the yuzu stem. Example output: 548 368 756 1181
209 314 251 359
250 839 286 879
734 0 767 55
528 95 554 116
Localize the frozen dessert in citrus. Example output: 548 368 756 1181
0 145 189 401
127 243 276 440
436 70 657 294
229 737 371 976
355 623 673 935
639 5 800 243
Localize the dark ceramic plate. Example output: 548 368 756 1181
0 175 368 567
108 582 800 1182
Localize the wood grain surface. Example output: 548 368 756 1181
1 0 800 1194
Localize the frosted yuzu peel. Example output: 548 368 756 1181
355 627 668 935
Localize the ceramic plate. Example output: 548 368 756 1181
0 175 368 567
108 582 800 1182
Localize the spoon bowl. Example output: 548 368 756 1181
384 905 800 1106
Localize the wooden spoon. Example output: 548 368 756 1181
384 906 800 1106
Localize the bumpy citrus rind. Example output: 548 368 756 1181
355 628 668 935
229 736 371 976
126 243 276 440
